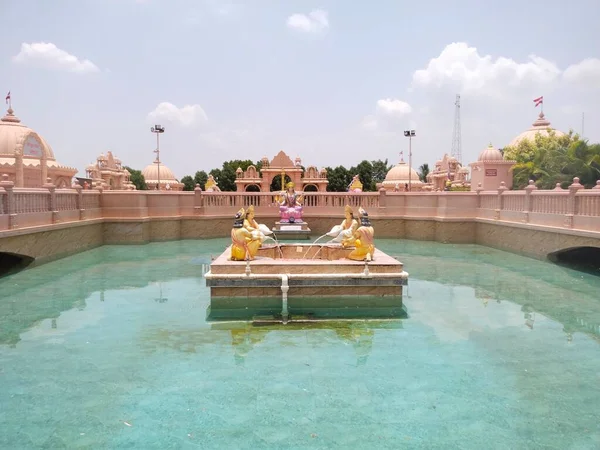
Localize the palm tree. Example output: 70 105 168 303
418 163 430 182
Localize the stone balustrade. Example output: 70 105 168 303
0 176 599 234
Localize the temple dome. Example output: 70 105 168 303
0 108 56 160
508 112 566 147
142 160 179 184
382 160 423 188
478 144 503 161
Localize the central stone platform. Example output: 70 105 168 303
204 243 408 321
271 221 311 240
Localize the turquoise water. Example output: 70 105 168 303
1 238 600 449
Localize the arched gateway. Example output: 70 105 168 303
234 151 328 192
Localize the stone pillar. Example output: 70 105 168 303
75 184 84 220
44 178 58 223
41 155 48 188
194 184 203 215
475 183 483 209
566 177 584 228
523 180 537 223
378 187 387 211
0 174 17 229
496 181 507 220
15 152 24 187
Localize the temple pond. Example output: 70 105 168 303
1 238 600 449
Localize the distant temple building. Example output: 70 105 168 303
470 144 515 191
83 151 136 190
508 112 565 147
234 151 328 192
0 105 77 188
378 158 423 191
425 154 470 191
142 159 184 191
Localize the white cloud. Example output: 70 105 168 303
12 42 100 74
362 98 412 133
286 9 329 33
563 58 600 89
147 102 208 127
411 42 561 97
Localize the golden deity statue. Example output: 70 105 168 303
205 174 221 192
242 205 265 259
327 205 359 244
230 207 260 261
348 174 363 192
347 207 375 261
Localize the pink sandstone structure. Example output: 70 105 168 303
82 151 136 190
508 112 565 147
470 144 516 191
0 106 77 188
426 154 470 191
234 151 328 192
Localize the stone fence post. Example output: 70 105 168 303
44 178 58 223
194 184 203 215
495 182 508 220
74 184 84 220
0 174 17 229
378 188 386 213
475 183 483 209
565 177 584 228
523 180 537 223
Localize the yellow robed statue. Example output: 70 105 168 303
327 205 359 244
230 208 259 261
347 207 375 261
348 174 363 193
242 205 271 259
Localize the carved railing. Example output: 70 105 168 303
1 177 599 234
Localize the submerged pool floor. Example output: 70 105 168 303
1 238 599 449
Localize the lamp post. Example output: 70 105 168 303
150 125 165 190
404 129 415 191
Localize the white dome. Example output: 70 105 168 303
508 112 566 147
478 144 503 161
142 160 179 183
0 108 56 160
382 160 423 187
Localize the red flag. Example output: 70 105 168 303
5 91 10 104
533 96 543 107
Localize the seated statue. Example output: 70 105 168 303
348 174 363 192
279 182 303 223
243 205 272 254
347 207 375 261
327 205 358 244
205 174 221 192
230 208 261 261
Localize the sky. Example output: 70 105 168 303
1 0 600 180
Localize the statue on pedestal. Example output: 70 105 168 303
327 205 359 244
205 175 221 192
230 208 261 261
279 182 303 223
243 205 272 252
347 207 375 261
348 174 363 192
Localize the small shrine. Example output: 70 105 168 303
425 154 470 191
83 151 136 190
234 151 328 192
469 144 516 191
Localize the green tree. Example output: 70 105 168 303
418 163 430 182
180 175 195 191
208 160 260 191
371 159 392 186
194 170 208 189
124 166 147 190
325 165 352 192
503 131 600 189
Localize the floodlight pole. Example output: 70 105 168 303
404 130 415 191
150 125 165 190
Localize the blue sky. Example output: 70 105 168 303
2 0 599 179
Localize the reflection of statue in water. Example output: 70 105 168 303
334 324 374 366
205 174 221 192
230 208 261 261
347 207 375 261
327 205 358 244
279 182 304 223
230 327 269 365
348 174 363 192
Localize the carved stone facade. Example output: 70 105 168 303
85 151 136 190
234 151 328 192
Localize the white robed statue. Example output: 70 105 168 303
327 205 359 244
